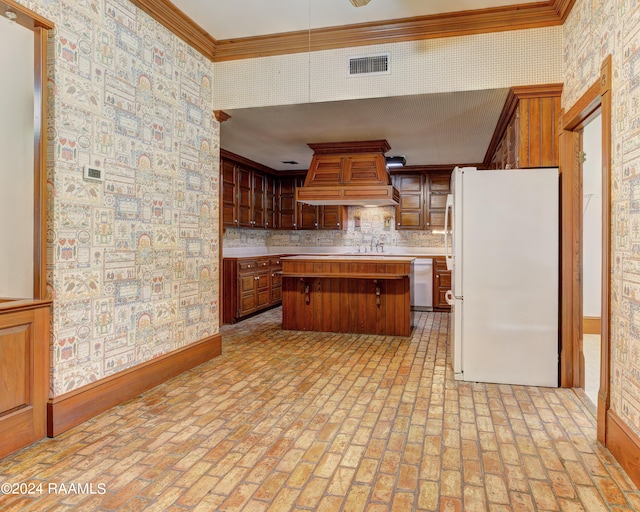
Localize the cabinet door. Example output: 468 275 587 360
221 159 238 228
298 202 319 229
427 173 451 229
255 270 271 308
320 205 344 230
237 167 253 228
265 175 277 229
270 257 282 305
432 257 451 310
239 272 257 316
394 174 425 229
252 171 266 228
279 177 297 229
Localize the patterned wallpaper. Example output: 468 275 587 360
14 0 220 397
223 206 444 249
563 0 640 435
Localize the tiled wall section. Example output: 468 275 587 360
15 0 220 397
214 26 563 110
222 206 444 249
563 0 640 436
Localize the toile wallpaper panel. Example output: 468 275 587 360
13 0 220 397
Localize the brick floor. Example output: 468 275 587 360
0 309 638 511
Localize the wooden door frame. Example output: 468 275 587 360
559 55 612 445
1 0 54 300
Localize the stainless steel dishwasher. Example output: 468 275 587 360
412 258 433 311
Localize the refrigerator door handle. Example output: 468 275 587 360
444 194 453 271
445 289 454 306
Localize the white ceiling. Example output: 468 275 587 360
182 1 534 170
170 0 544 40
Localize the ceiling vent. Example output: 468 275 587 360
348 53 390 77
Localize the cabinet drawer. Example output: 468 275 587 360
257 258 271 269
238 260 257 271
270 257 282 267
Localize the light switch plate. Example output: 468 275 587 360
83 165 104 182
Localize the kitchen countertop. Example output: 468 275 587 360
223 246 445 258
281 254 416 262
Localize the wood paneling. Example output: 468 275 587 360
0 301 50 458
282 277 412 337
47 334 222 437
606 410 640 488
485 84 563 169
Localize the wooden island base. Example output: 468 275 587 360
281 256 415 337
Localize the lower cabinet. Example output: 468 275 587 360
432 256 452 311
223 256 283 323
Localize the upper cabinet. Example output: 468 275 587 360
222 153 273 230
392 170 451 230
221 154 344 231
485 84 563 170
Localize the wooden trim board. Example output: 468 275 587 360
606 410 640 488
47 334 222 437
583 316 601 335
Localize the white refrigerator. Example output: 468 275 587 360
444 167 559 387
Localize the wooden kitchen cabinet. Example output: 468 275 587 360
393 174 425 229
223 256 284 323
221 153 274 229
320 205 344 229
279 177 298 229
427 173 451 229
393 170 451 230
221 159 239 228
265 174 278 229
486 84 562 169
432 256 451 311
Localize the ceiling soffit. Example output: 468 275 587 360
130 0 576 63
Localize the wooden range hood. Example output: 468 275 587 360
295 140 400 206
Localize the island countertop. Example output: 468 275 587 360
281 255 415 280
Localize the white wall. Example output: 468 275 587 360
0 17 34 299
582 113 602 318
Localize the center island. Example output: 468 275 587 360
281 255 415 337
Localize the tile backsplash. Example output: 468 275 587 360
223 206 444 249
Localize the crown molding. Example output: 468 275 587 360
129 0 575 63
213 1 564 62
129 0 217 61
